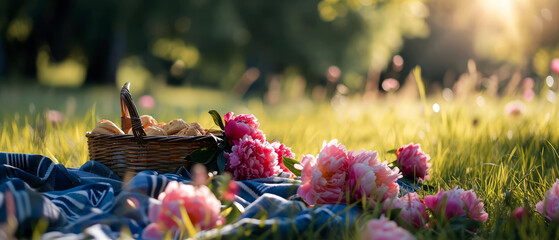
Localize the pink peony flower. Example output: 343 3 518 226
536 179 559 221
396 143 431 182
424 187 488 222
513 207 530 222
225 135 280 180
383 192 428 229
271 141 296 175
362 215 416 240
551 58 559 74
223 112 265 144
139 95 155 109
297 140 350 205
523 89 534 102
148 181 222 232
460 189 489 222
348 149 401 203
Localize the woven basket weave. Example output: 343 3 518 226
86 83 223 179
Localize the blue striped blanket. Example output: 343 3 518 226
0 152 415 239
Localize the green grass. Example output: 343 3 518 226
2 83 559 239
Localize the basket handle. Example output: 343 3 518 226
120 82 146 144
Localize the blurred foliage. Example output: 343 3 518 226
1 0 559 95
0 0 428 92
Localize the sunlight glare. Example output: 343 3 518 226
484 0 513 16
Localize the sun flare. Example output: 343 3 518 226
481 0 514 20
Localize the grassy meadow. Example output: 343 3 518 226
2 82 559 238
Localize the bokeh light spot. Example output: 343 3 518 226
432 103 440 113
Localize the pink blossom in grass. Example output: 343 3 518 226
523 77 535 90
524 89 535 102
139 95 155 109
225 135 279 180
505 101 526 117
362 215 416 240
192 164 209 186
348 149 401 204
223 112 265 144
271 141 296 175
513 207 530 222
424 187 488 222
148 181 222 232
383 192 428 229
461 189 489 222
536 179 559 221
382 78 400 92
46 110 64 124
297 140 350 205
551 59 559 74
396 143 431 182
222 180 239 202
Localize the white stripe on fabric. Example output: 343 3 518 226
60 193 87 209
160 177 168 196
100 200 112 211
237 182 259 200
319 207 337 218
42 162 55 179
150 175 157 197
23 192 31 218
42 192 57 198
37 156 47 175
51 199 81 219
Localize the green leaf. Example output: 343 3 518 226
387 149 397 154
206 159 219 173
391 162 402 169
463 219 481 230
283 157 302 177
449 215 480 231
386 208 402 220
217 152 227 173
189 148 217 165
209 110 225 130
224 202 244 224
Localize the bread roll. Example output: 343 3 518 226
145 126 167 136
157 122 169 132
91 120 125 134
176 126 202 136
140 115 158 129
166 119 189 135
189 122 205 135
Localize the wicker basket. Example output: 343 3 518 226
86 83 223 179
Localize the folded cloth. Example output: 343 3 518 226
0 152 414 239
